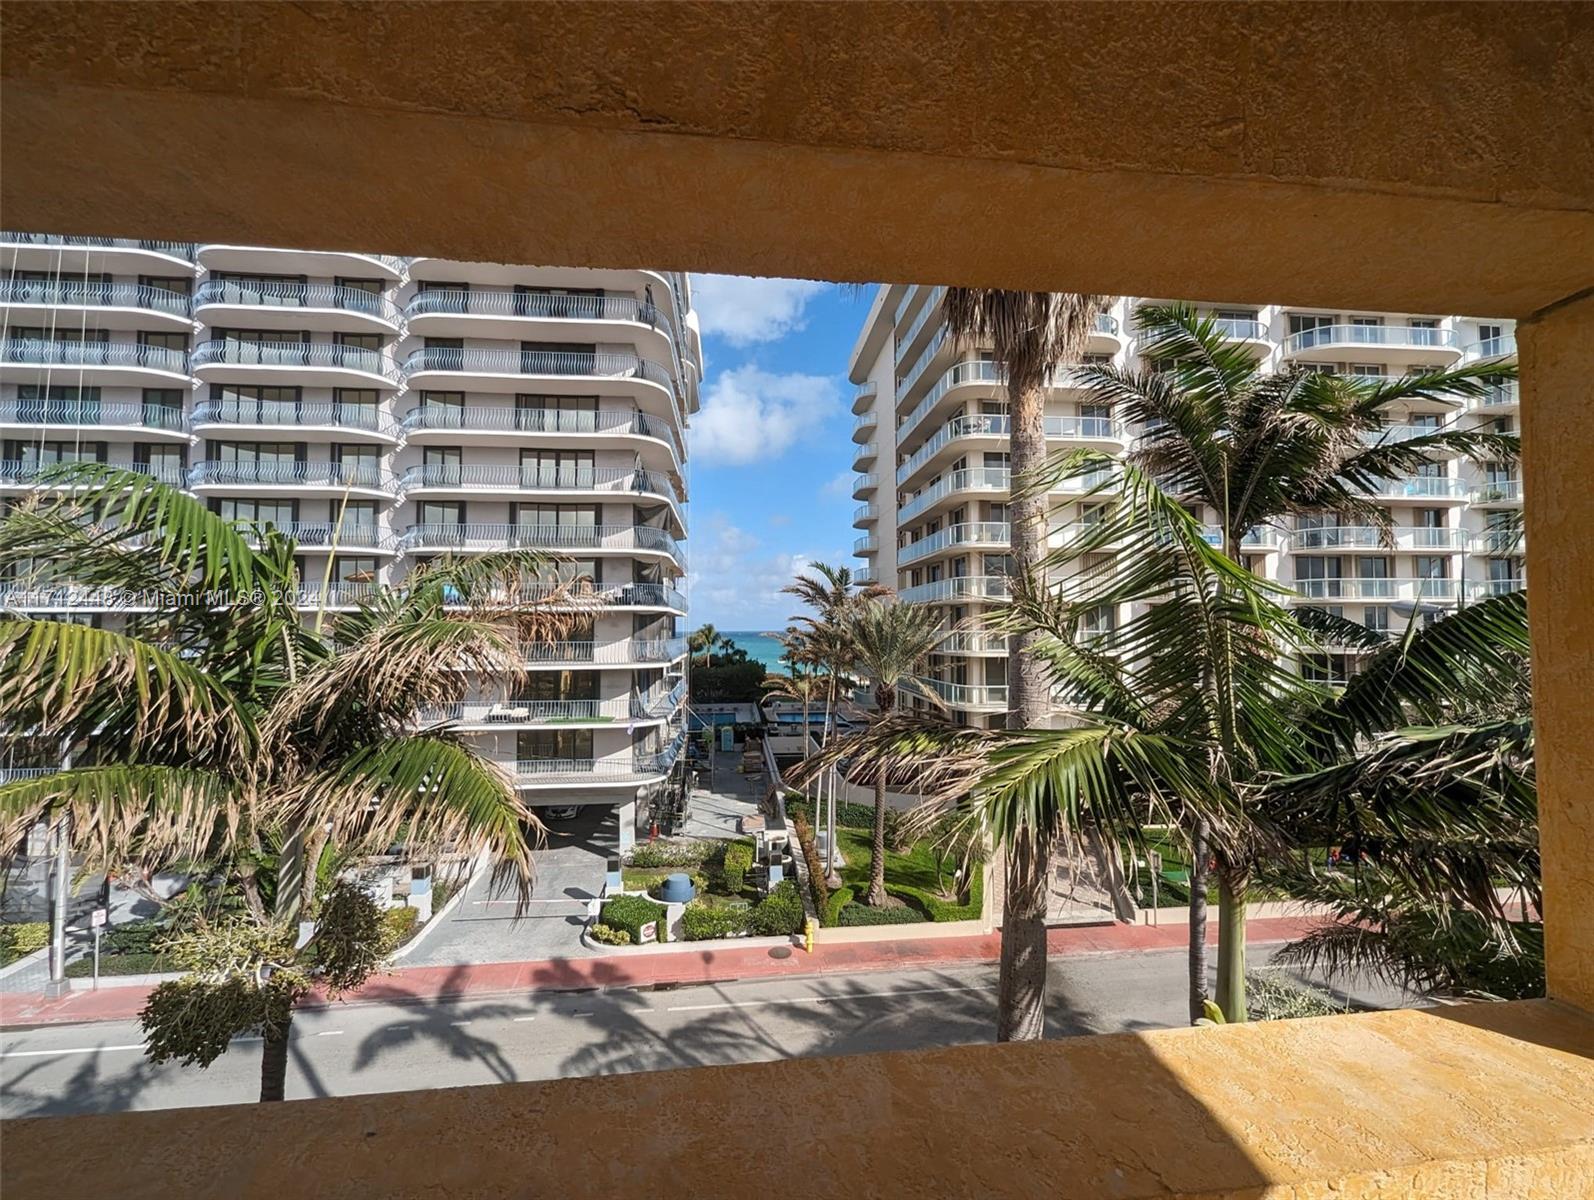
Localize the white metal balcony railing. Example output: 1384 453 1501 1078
853 473 879 493
1462 335 1517 363
402 405 683 459
854 534 879 554
192 339 402 383
0 767 53 783
897 412 1122 484
0 460 184 487
633 678 687 719
1361 475 1468 500
896 327 950 401
854 502 879 523
853 442 878 464
0 399 187 432
398 522 683 559
512 637 688 665
1360 424 1456 448
1 232 197 260
195 280 402 324
475 581 687 611
1477 382 1520 408
894 286 949 366
401 347 674 393
898 521 1010 566
0 278 192 317
853 568 877 585
403 288 675 339
1292 577 1466 603
922 677 1008 709
2 337 189 374
245 521 395 551
898 467 1010 523
1288 525 1466 552
898 575 1012 605
192 400 399 437
1471 480 1523 503
853 410 878 434
898 359 1100 445
421 698 625 726
1471 528 1525 555
196 246 409 277
1282 324 1458 356
395 464 681 505
297 582 382 608
1472 578 1526 598
513 739 684 784
933 631 1012 655
188 460 394 490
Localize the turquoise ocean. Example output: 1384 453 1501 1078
721 630 788 673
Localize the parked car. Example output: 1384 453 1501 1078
543 805 581 821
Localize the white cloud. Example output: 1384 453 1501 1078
690 364 843 466
689 274 829 346
686 514 848 629
821 471 854 499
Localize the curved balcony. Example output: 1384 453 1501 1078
403 287 678 350
852 381 879 415
396 464 682 512
196 245 407 281
854 501 879 526
895 286 948 368
0 460 185 491
511 636 688 667
297 583 382 611
0 279 192 329
1292 577 1465 604
898 412 1124 486
400 404 683 463
853 534 879 554
899 575 1011 605
1286 525 1466 553
194 280 402 334
241 520 398 554
511 748 680 789
1360 424 1464 452
187 459 396 499
1 232 196 274
1471 527 1525 556
1461 334 1517 365
192 338 402 388
852 473 879 499
419 696 637 729
401 347 678 414
922 677 1008 711
192 400 401 444
853 441 878 469
1 338 190 386
398 522 684 565
0 398 189 440
852 409 878 441
1205 316 1271 349
899 522 1009 566
1281 323 1460 366
932 631 1010 656
1470 479 1523 507
898 467 1009 523
1473 381 1519 412
1360 475 1468 503
854 567 877 585
898 359 1094 445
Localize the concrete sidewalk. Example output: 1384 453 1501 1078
0 915 1324 1028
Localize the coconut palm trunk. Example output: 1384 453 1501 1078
867 772 890 906
1186 817 1211 1024
259 1001 293 1102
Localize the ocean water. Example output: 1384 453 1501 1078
719 630 788 673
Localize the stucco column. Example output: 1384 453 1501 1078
616 798 637 855
1520 289 1594 1013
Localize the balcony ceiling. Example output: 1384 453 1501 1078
2 2 1590 317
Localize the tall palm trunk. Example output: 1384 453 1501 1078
999 377 1053 1042
1215 861 1250 1021
259 1001 293 1102
1186 817 1211 1023
867 774 889 906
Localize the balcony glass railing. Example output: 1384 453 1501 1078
898 575 1011 605
402 404 682 459
192 400 397 436
898 359 1097 444
932 631 1011 655
0 279 192 317
511 637 688 665
1209 316 1264 340
398 522 683 559
1470 479 1523 503
894 286 947 365
297 582 382 608
421 698 619 725
1462 334 1517 363
187 460 392 490
853 442 878 463
1292 577 1464 602
1472 578 1525 598
0 232 196 260
403 288 675 340
195 280 402 324
1361 475 1467 499
898 466 1009 523
854 534 879 554
0 399 187 432
1471 528 1525 555
853 473 879 494
401 346 674 392
854 410 877 433
396 464 681 504
898 522 1010 566
1289 525 1465 551
922 677 1008 708
1360 424 1455 447
853 502 878 523
192 338 401 382
1477 382 1520 408
2 338 189 374
897 412 1121 483
1283 324 1457 355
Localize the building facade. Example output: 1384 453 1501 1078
0 235 701 849
848 287 1521 728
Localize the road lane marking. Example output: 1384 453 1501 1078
664 983 990 1013
316 1030 345 1037
512 1016 536 1022
449 1020 472 1027
0 1043 146 1059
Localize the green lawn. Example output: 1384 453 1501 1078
834 826 983 922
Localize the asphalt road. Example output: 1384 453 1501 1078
0 945 1411 1117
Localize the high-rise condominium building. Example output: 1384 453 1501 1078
0 235 700 850
848 287 1521 729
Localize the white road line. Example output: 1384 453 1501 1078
449 1020 472 1027
0 1042 146 1059
665 983 990 1014
316 1030 345 1037
512 1016 536 1022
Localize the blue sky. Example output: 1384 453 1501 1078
684 276 874 633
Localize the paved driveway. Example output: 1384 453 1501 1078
402 806 613 966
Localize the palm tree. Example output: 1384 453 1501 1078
1052 302 1520 1021
0 465 576 1100
762 670 828 755
688 623 726 667
840 599 946 905
941 288 1111 1042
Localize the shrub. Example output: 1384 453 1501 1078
1246 971 1349 1021
883 808 914 853
65 951 178 978
627 840 714 869
888 875 984 923
747 880 805 937
102 919 169 956
793 815 829 919
785 796 875 830
601 894 669 944
823 886 855 928
837 902 928 927
644 870 708 901
0 921 49 965
682 902 749 941
722 840 755 893
588 923 632 947
378 906 418 953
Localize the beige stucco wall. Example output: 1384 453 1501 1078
2 3 1591 316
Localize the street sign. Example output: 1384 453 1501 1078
639 920 658 944
89 907 108 929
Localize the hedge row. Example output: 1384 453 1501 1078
889 874 984 923
786 796 876 830
0 922 48 965
792 815 830 922
747 881 804 936
823 886 854 928
601 894 669 944
837 903 927 927
722 840 755 894
682 903 749 941
626 840 715 869
65 952 178 977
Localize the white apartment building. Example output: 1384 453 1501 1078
849 287 1522 728
0 235 702 850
